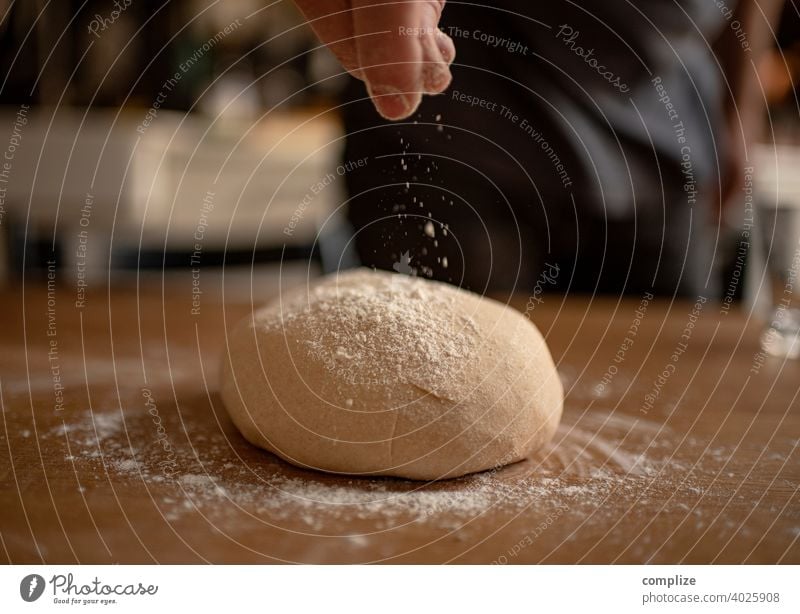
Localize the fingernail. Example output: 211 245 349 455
368 85 420 120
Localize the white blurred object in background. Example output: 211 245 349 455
752 143 800 359
0 105 345 285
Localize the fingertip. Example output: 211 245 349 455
368 84 422 120
422 62 452 94
435 30 456 65
421 31 453 94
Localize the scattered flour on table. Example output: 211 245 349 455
52 411 126 449
41 408 715 530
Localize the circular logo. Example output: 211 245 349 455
20 574 45 602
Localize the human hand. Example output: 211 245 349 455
294 0 455 119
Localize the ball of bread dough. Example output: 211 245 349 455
220 268 563 480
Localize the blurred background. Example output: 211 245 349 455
0 0 354 301
0 0 798 307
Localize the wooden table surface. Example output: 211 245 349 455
1 280 798 563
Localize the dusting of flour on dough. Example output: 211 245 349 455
266 270 481 389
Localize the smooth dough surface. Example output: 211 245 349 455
220 268 563 480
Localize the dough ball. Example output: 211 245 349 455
220 268 563 480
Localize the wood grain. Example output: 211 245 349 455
1 282 798 563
